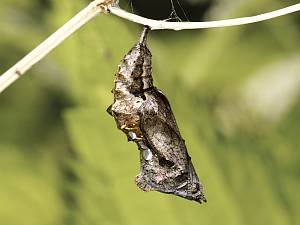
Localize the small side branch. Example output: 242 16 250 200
0 0 112 93
109 3 300 30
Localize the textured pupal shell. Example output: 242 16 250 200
108 27 206 203
114 28 153 100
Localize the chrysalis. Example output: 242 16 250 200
107 27 206 203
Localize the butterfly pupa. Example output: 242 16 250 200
107 27 206 203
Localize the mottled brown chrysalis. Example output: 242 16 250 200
107 27 206 203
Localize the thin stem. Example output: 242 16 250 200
0 0 112 93
109 3 300 30
1 1 300 93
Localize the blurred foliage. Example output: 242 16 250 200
0 0 300 225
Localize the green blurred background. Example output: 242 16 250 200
1 0 300 224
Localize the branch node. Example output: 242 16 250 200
95 0 117 13
15 69 22 77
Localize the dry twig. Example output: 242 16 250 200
1 0 300 93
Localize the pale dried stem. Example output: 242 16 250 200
0 0 109 93
110 3 300 30
1 1 300 93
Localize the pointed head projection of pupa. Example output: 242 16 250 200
116 27 153 93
